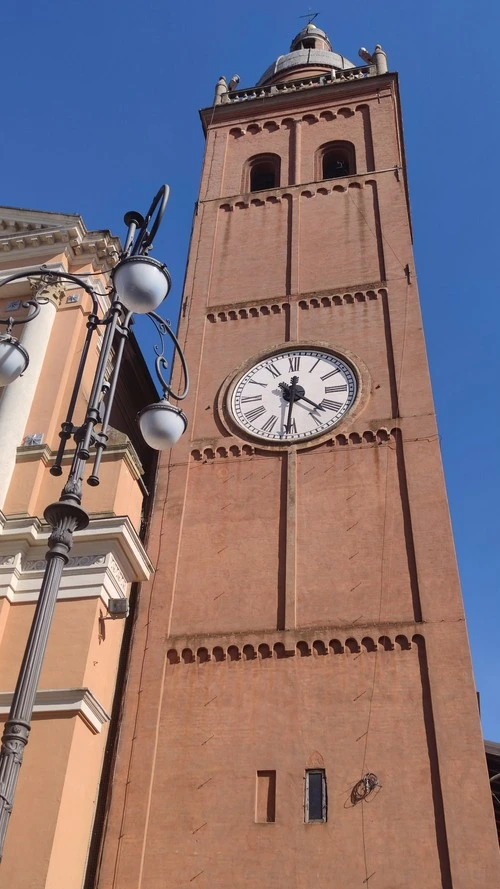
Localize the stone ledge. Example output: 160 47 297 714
0 514 153 603
0 687 110 734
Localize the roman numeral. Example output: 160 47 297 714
241 395 262 403
322 399 343 411
245 405 266 423
320 368 340 381
288 355 300 372
261 414 278 433
308 399 343 423
325 384 347 393
309 359 321 373
265 363 281 379
284 418 297 434
248 380 268 387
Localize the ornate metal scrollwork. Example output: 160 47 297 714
148 311 189 401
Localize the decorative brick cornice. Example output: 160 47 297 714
210 171 397 210
299 289 381 309
191 443 256 461
190 428 397 461
226 104 359 136
207 302 286 322
166 631 419 666
200 72 395 134
206 287 383 323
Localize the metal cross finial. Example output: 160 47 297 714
299 9 320 24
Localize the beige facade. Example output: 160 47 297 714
0 207 156 887
94 25 500 889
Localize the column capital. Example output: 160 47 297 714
28 277 65 308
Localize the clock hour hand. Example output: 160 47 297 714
280 382 324 414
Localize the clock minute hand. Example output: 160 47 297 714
296 393 323 411
285 376 299 433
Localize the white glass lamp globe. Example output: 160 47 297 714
0 335 29 386
138 399 187 450
111 256 171 314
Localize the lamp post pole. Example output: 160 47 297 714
0 186 189 859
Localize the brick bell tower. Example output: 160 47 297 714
95 23 500 889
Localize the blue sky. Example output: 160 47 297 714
1 0 499 738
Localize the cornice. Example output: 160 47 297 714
200 71 396 133
189 426 397 462
15 438 144 480
0 513 153 603
0 207 121 271
0 687 110 734
206 286 384 322
202 168 400 208
165 626 423 666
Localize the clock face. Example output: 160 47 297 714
230 348 357 443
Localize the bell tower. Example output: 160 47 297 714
96 24 500 888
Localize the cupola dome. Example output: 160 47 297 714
289 22 332 52
257 23 355 86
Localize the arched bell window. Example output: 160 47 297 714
317 141 356 180
245 153 281 193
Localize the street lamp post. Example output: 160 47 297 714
0 185 189 859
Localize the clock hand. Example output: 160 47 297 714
295 393 323 411
285 376 299 433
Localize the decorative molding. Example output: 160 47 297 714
325 428 396 446
0 208 120 270
215 173 387 210
23 433 44 447
190 428 397 461
167 633 416 665
0 687 110 734
0 514 153 603
227 106 358 135
28 276 66 307
191 444 255 461
299 289 381 309
206 288 382 322
21 553 106 572
15 443 52 464
13 438 144 480
224 68 374 107
207 303 286 323
107 553 127 592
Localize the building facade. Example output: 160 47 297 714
0 207 157 887
94 23 500 889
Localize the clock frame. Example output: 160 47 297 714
221 342 369 447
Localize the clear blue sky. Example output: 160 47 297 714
1 1 499 738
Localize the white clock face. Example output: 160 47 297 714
231 348 357 442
